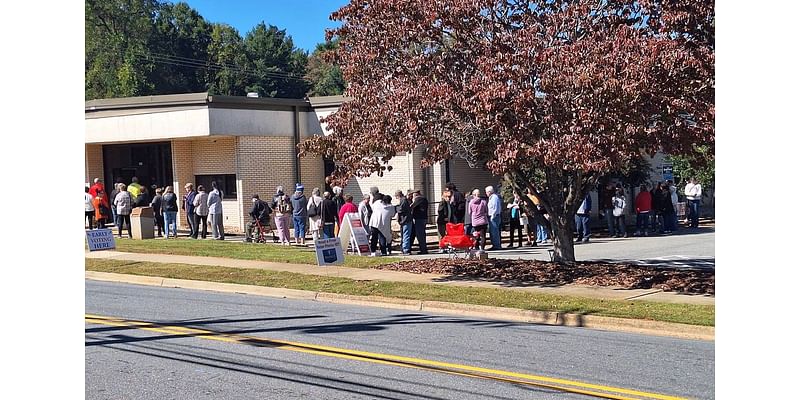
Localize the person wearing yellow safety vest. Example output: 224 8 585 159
128 177 143 201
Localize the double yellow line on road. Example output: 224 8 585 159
85 314 688 400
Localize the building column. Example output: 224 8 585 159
171 140 194 229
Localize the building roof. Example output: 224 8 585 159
86 92 349 114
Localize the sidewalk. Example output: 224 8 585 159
85 250 713 306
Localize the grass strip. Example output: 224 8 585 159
86 258 714 327
111 237 399 268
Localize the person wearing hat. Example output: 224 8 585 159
272 186 292 245
291 183 308 245
244 194 270 243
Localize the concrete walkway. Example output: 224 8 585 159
85 250 714 306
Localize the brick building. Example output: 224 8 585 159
85 92 500 232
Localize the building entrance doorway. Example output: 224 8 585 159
102 142 173 191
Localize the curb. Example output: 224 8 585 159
85 271 714 341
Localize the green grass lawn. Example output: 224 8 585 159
86 258 715 327
111 237 399 269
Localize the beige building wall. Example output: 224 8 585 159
299 153 325 195
236 136 297 229
85 144 104 186
447 158 501 198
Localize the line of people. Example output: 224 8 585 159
85 177 226 240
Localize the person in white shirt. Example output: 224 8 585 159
85 186 95 229
683 178 702 228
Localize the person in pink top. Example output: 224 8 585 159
469 188 489 250
634 184 653 236
338 194 359 227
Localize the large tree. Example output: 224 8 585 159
300 0 714 262
305 39 346 97
243 22 310 98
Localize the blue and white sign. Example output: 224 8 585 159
86 229 116 251
314 237 345 266
662 164 674 182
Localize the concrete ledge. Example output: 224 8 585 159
422 301 560 325
315 293 423 311
85 271 714 341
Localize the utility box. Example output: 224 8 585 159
130 207 155 240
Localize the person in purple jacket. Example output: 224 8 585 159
469 188 489 251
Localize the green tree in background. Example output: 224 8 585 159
306 39 346 96
669 145 715 188
86 0 160 99
243 22 309 98
206 23 249 96
86 1 319 100
151 2 212 93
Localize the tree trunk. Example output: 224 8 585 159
549 213 575 263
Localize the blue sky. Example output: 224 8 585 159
181 0 349 53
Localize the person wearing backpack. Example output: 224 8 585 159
272 186 292 245
162 186 180 238
291 183 308 245
307 188 324 241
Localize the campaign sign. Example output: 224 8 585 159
314 237 345 266
338 213 371 255
662 164 674 182
86 229 116 251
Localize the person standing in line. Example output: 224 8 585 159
183 183 198 239
192 185 209 239
464 188 476 236
634 184 652 237
650 183 664 234
506 192 523 248
436 190 454 239
127 177 142 200
162 186 179 239
338 194 359 228
291 183 309 245
410 190 429 255
667 180 679 232
113 184 133 238
150 188 164 237
486 186 502 250
446 183 466 224
574 192 592 243
85 186 95 230
654 182 674 234
368 194 396 256
244 194 270 243
332 186 345 234
272 186 292 245
612 187 628 238
93 189 110 229
395 190 412 256
89 178 109 213
109 179 123 228
320 191 338 239
684 177 702 228
357 194 372 235
307 188 324 241
469 189 489 251
600 181 617 237
207 181 225 240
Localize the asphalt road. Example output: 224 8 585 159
86 280 714 399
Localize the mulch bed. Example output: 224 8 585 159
374 258 714 295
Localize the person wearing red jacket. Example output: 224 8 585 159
634 184 653 236
338 194 359 227
89 178 109 209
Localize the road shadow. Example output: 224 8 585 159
87 312 558 340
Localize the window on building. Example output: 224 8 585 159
195 174 237 199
